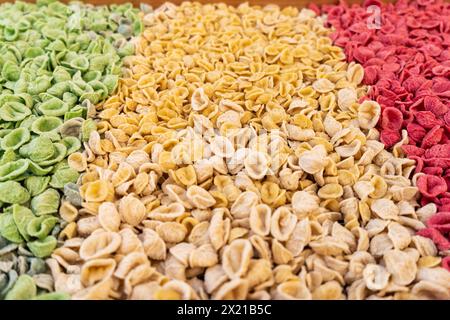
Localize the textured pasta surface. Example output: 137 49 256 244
45 2 450 300
323 0 450 272
0 0 141 299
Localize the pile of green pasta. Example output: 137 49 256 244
0 0 141 300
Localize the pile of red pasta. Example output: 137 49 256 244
322 0 450 271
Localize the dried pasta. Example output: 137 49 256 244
47 1 449 301
0 0 141 299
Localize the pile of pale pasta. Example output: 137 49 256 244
46 2 449 300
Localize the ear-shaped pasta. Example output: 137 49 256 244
111 162 135 187
169 243 195 267
156 280 196 300
337 88 357 111
87 131 105 156
72 278 114 300
175 165 197 187
165 254 187 281
114 252 150 279
210 136 235 158
273 281 312 300
347 62 364 85
79 231 122 261
222 239 253 279
189 244 218 268
230 191 259 219
209 209 231 250
0 159 30 182
362 264 390 291
249 204 272 236
31 188 60 216
205 265 228 294
64 183 82 207
383 249 417 286
98 202 121 232
118 195 146 226
34 143 67 168
0 212 23 243
298 145 328 174
81 119 97 142
0 180 30 204
60 118 83 138
1 127 30 151
27 216 59 239
0 101 32 122
358 101 381 130
244 151 269 180
19 136 55 163
246 259 272 288
270 207 297 241
317 183 344 199
191 87 210 111
335 140 361 158
186 185 216 209
291 191 320 218
156 222 187 243
271 239 293 265
286 219 311 256
83 180 114 202
4 275 37 300
148 203 186 221
126 150 150 172
212 279 249 300
353 181 374 201
68 152 87 172
309 236 349 256
31 116 62 140
38 98 69 117
371 199 399 220
387 222 412 250
81 258 116 287
312 281 343 300
11 204 34 241
124 263 155 297
117 228 143 256
323 115 342 137
59 133 81 154
27 236 57 258
141 228 167 260
312 78 335 93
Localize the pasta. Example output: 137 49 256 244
49 2 449 301
0 0 141 299
324 0 450 271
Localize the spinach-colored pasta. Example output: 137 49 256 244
4 274 36 300
30 189 60 216
27 236 57 258
24 176 51 197
0 0 142 299
0 213 23 243
0 181 30 204
0 127 30 151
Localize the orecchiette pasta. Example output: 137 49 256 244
0 0 141 300
44 1 450 301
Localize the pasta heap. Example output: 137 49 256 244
322 0 450 270
48 3 449 300
0 0 141 300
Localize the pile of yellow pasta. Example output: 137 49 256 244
49 2 450 300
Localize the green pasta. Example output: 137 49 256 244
0 0 142 300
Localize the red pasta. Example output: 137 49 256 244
323 0 450 270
